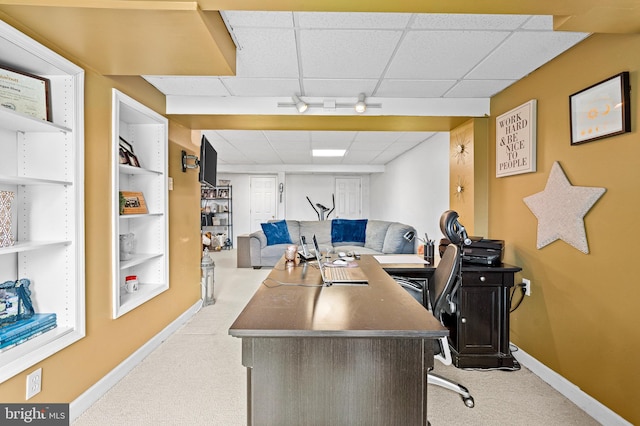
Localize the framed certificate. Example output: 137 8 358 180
0 65 51 121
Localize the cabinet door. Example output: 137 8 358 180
456 274 503 355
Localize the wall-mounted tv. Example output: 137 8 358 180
199 135 217 187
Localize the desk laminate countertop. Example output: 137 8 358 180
229 255 447 339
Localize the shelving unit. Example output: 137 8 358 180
201 185 233 249
111 89 168 318
0 20 85 383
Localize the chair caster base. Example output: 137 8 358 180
462 396 475 408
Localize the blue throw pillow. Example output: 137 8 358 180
261 220 292 246
331 219 368 246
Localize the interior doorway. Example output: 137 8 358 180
335 177 362 219
250 176 277 232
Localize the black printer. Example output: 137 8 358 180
439 237 504 266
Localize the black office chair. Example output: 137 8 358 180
427 243 475 408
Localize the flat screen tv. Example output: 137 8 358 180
199 135 217 187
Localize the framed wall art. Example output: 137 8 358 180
120 191 148 215
496 99 537 178
569 71 630 145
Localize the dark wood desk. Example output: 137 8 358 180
229 255 447 426
381 258 522 369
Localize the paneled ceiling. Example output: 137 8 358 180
145 11 588 168
5 1 638 169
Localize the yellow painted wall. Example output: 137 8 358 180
490 33 640 424
0 16 201 403
450 118 489 237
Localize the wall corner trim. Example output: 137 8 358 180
512 345 632 426
69 301 203 422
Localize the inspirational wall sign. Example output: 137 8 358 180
496 99 537 178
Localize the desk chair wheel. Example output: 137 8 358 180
463 396 475 408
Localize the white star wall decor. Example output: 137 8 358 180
523 161 605 254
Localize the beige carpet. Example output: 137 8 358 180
73 250 598 426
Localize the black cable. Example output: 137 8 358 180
261 277 324 288
509 283 526 313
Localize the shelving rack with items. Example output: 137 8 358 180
0 20 85 383
111 89 169 319
201 185 233 249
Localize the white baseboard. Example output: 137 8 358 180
512 345 631 426
69 300 203 422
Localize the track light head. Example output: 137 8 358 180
355 93 367 113
292 95 308 113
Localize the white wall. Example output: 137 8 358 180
370 132 450 247
285 174 370 221
217 132 448 246
217 172 371 239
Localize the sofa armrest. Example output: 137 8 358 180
249 231 267 267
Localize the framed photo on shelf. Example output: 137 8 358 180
119 136 141 167
0 65 51 122
120 191 148 215
569 71 631 145
217 189 229 199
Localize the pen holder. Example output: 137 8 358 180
424 242 434 264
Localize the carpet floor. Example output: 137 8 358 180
73 249 598 425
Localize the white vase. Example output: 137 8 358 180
0 191 15 247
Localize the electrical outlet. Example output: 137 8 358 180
522 278 531 296
26 368 42 400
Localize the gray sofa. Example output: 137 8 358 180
248 219 416 268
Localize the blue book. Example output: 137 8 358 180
0 313 57 344
0 323 58 351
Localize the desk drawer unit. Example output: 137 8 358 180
446 270 519 369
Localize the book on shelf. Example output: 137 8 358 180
0 313 57 350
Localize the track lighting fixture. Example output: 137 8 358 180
354 93 367 113
292 95 308 113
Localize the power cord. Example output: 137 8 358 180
509 283 526 313
261 276 324 288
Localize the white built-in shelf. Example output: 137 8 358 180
0 20 85 384
0 175 73 186
0 108 72 133
0 240 71 255
119 164 163 176
111 89 169 319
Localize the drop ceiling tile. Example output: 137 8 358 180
264 130 312 143
411 14 530 30
393 132 437 143
303 79 378 97
386 31 510 79
296 11 411 29
215 130 266 142
467 31 589 80
445 79 516 98
354 131 403 143
233 28 299 78
223 11 294 28
369 151 400 164
269 138 311 150
300 29 402 79
311 131 357 144
143 76 230 96
520 15 553 30
376 79 457 97
344 150 383 163
222 78 301 96
276 150 313 163
251 150 285 164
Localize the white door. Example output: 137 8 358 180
335 177 361 219
250 176 277 232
